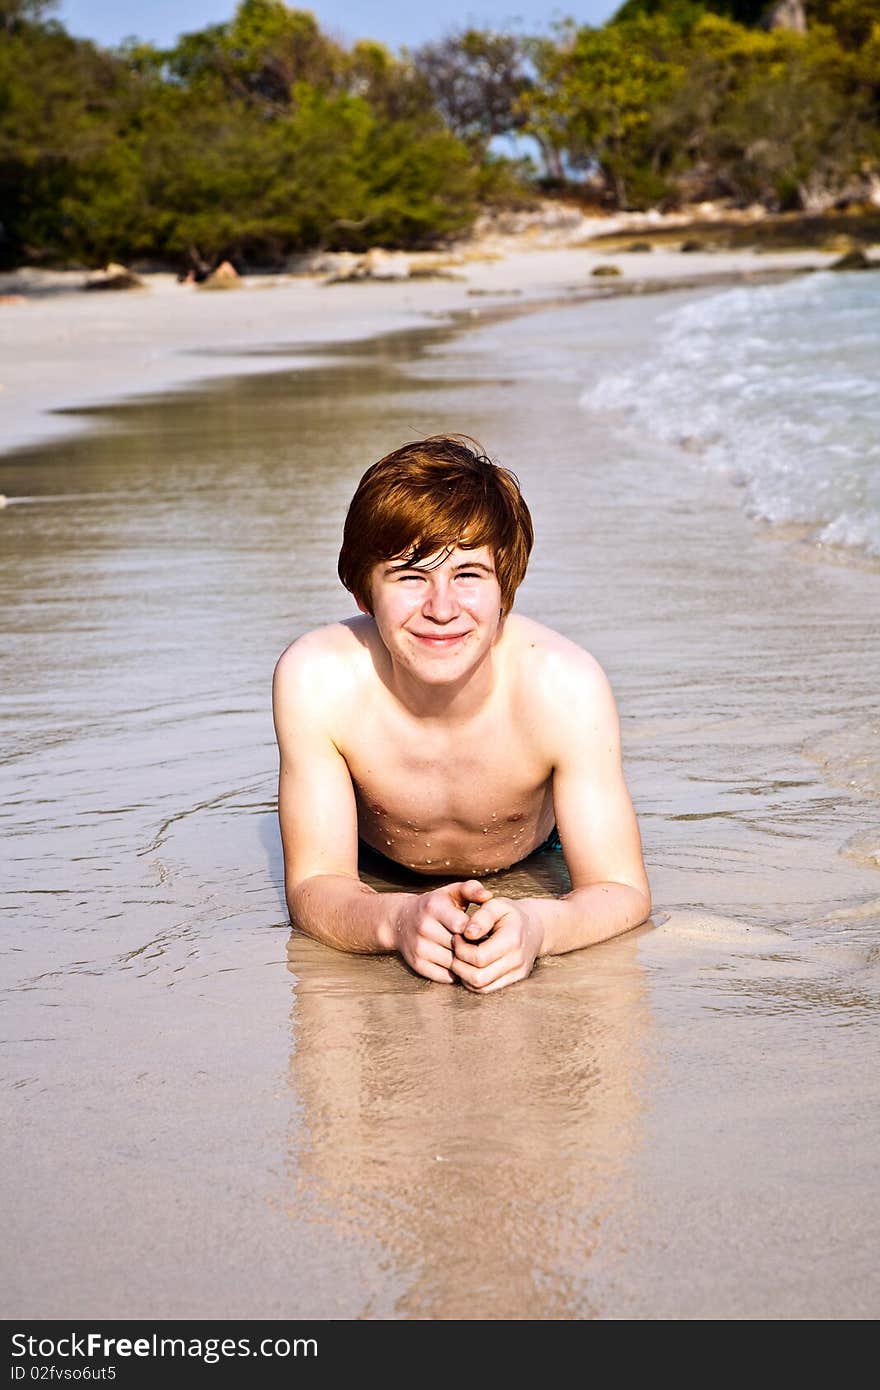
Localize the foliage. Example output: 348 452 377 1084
808 0 880 48
411 28 532 154
523 16 687 205
0 3 483 265
168 0 345 110
525 4 879 209
612 0 772 27
0 0 877 264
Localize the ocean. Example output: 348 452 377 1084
583 269 880 559
3 277 879 1318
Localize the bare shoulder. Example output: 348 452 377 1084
508 615 612 698
273 617 374 725
506 615 618 744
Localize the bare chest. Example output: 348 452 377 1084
342 702 554 876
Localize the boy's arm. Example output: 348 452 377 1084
273 638 402 953
273 638 488 979
531 651 651 955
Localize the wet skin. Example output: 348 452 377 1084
273 545 651 991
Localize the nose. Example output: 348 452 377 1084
422 575 460 623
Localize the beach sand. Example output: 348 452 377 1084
2 241 879 1320
0 242 824 457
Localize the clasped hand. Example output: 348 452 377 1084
394 880 542 994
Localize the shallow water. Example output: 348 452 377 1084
583 269 880 558
3 292 879 1318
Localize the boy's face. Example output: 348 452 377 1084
360 544 504 686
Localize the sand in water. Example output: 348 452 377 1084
3 293 879 1318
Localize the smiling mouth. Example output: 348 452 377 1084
411 631 469 646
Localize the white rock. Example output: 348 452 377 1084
362 248 410 280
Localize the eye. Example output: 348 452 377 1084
456 571 483 581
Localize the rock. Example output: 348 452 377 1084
284 251 336 274
822 234 858 254
83 262 143 291
592 264 622 277
321 252 367 284
412 251 465 270
323 249 444 284
766 0 806 33
199 260 241 289
362 248 410 280
407 267 463 281
623 241 653 253
679 239 705 253
830 249 877 271
324 268 363 285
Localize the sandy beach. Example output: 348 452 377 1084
0 239 826 458
3 233 879 1321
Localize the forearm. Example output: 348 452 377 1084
287 874 409 954
526 882 651 958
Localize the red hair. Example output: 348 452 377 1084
338 435 533 614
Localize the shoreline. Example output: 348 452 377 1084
0 243 826 462
4 271 879 1319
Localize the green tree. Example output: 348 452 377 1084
411 29 532 154
0 0 57 29
612 1 787 27
660 14 878 206
0 7 144 263
347 39 434 122
169 1 345 111
524 17 686 205
808 0 880 47
0 0 482 265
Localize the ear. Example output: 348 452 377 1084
355 593 372 615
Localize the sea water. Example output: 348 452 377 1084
583 270 880 559
3 285 880 1319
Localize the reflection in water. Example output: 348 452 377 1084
284 916 652 1320
3 290 880 1317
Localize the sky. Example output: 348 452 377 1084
56 2 619 52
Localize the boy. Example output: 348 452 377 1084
273 435 650 993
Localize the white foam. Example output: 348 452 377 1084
581 272 880 558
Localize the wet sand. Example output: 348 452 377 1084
2 279 879 1319
0 244 824 456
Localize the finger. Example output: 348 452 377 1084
463 898 509 941
418 918 455 949
463 878 494 900
430 898 472 936
451 949 521 991
453 927 512 967
411 959 456 984
449 955 482 988
469 964 530 994
449 880 494 908
461 928 489 947
419 940 455 971
462 906 493 943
